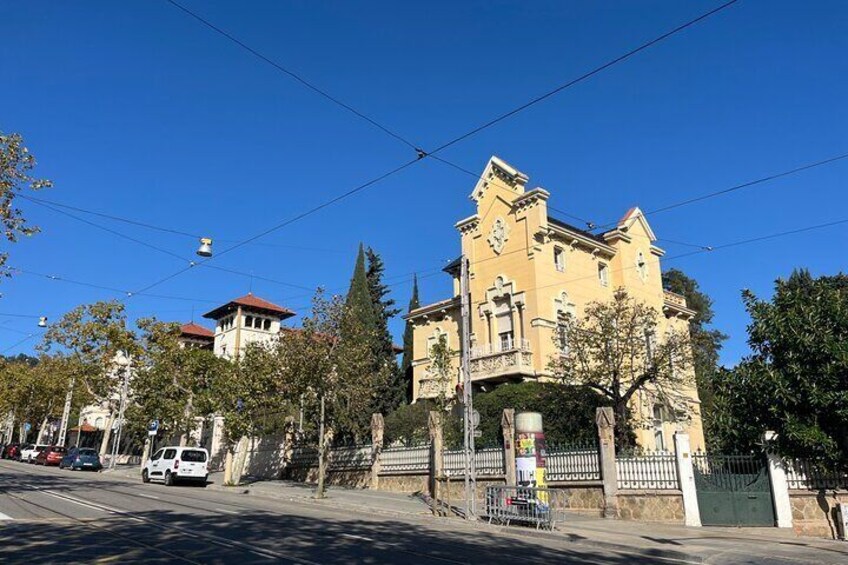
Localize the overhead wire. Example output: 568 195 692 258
128 0 740 298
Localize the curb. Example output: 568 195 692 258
205 482 703 564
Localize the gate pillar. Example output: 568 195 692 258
673 432 701 527
764 431 793 528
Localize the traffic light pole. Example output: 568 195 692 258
460 256 477 519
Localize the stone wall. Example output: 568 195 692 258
549 483 605 515
378 473 430 494
790 490 848 539
617 491 685 523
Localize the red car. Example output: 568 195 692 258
35 446 67 466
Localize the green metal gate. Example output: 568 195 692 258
692 453 775 527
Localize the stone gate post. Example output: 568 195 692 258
501 409 516 486
428 411 444 515
673 432 702 527
371 413 384 490
764 431 793 528
596 407 619 518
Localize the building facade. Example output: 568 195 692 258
202 293 295 359
406 156 704 451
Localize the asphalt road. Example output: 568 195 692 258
0 459 683 564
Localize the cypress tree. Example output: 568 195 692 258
344 243 378 329
401 275 420 403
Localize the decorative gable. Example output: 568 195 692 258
470 156 529 203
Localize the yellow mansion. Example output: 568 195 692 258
406 156 705 451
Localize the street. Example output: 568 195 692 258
2 460 848 564
0 459 675 564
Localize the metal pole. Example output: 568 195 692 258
460 255 477 519
57 377 75 447
109 358 131 470
317 394 326 499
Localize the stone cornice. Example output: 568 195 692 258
455 214 480 235
513 187 550 213
405 297 460 321
547 223 616 258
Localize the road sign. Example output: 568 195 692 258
472 410 480 429
147 419 159 436
24 422 31 432
473 430 482 438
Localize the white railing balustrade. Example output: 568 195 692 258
379 443 431 474
470 338 531 359
546 445 601 482
616 451 679 490
328 444 372 471
442 447 505 476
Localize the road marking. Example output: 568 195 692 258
214 508 238 514
40 490 113 514
340 533 374 542
131 492 161 500
0 511 13 521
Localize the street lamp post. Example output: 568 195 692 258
109 351 131 470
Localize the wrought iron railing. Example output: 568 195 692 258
616 451 678 490
379 443 431 474
546 444 601 482
784 458 848 490
443 447 505 476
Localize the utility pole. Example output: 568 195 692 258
57 377 74 447
460 255 477 519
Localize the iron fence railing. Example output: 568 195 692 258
616 451 678 490
379 443 431 474
443 447 505 476
485 486 563 530
289 445 319 468
329 444 372 471
546 445 601 482
784 458 848 490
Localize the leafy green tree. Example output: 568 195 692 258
711 270 848 464
275 289 388 496
549 289 693 449
0 131 52 272
473 382 604 447
401 275 420 403
39 300 138 452
131 318 229 445
366 246 404 414
662 268 727 445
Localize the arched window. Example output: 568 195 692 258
653 404 667 451
494 298 514 351
95 417 104 430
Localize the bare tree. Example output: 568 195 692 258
549 289 693 449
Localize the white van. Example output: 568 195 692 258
142 446 209 486
20 444 48 463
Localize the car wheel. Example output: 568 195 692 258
142 469 150 483
164 471 174 487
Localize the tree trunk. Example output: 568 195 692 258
614 401 632 450
35 416 49 445
316 395 326 499
99 411 115 457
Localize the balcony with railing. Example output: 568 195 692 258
663 289 696 319
469 337 534 381
417 376 452 400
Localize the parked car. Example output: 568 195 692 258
20 444 48 463
3 442 22 460
60 447 102 471
35 445 67 466
142 446 208 486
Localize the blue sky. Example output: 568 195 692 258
1 1 846 365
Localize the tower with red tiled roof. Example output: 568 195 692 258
202 293 295 358
179 322 215 350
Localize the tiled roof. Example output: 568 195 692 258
203 293 296 320
179 322 214 339
547 216 609 245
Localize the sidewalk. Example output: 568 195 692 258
207 477 848 564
